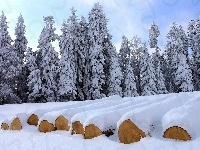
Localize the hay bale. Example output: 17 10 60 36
84 124 102 139
10 117 22 130
38 120 55 133
163 126 191 141
1 123 9 130
55 115 69 130
118 119 146 144
27 114 39 126
71 121 84 135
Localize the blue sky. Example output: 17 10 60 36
0 0 199 53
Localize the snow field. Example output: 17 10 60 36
117 92 197 140
162 93 200 139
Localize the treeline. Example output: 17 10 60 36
0 3 198 104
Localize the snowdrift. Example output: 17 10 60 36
71 94 170 139
162 93 200 141
117 92 197 144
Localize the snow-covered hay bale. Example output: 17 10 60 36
38 120 55 133
163 126 191 141
84 124 102 139
27 114 39 126
1 123 9 130
71 121 84 135
10 117 22 130
118 119 146 144
55 115 69 130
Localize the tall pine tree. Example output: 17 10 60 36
13 14 29 102
37 16 59 102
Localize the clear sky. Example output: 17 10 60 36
0 0 199 53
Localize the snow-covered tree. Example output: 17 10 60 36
188 18 200 91
58 20 77 101
118 36 130 93
108 46 122 96
26 47 42 103
140 43 157 96
152 47 168 94
0 12 12 49
88 3 108 99
149 21 160 48
13 14 28 102
174 53 194 92
37 16 59 102
77 16 92 100
165 23 191 93
0 12 21 104
123 61 138 97
130 36 142 94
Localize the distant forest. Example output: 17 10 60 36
0 3 199 104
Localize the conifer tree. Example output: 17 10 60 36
118 36 130 93
26 47 42 103
174 53 194 92
188 18 200 90
58 19 77 101
149 21 160 48
130 36 142 94
13 14 28 102
108 46 122 96
37 16 59 102
88 3 108 99
140 43 157 96
123 61 138 97
0 12 21 104
165 23 191 92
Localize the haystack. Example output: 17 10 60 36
71 121 84 135
38 120 55 133
84 124 102 139
118 119 146 144
10 117 22 130
1 123 9 130
163 126 191 141
27 114 39 126
55 115 69 130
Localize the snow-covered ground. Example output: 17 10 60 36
0 92 200 150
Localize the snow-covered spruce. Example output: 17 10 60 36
117 92 198 144
162 93 200 141
71 94 170 139
36 16 59 102
140 42 157 96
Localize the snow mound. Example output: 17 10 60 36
71 93 170 132
117 92 196 135
38 95 123 125
162 93 200 139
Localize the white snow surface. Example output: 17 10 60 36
38 95 124 125
162 93 200 139
0 92 200 149
29 95 121 119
